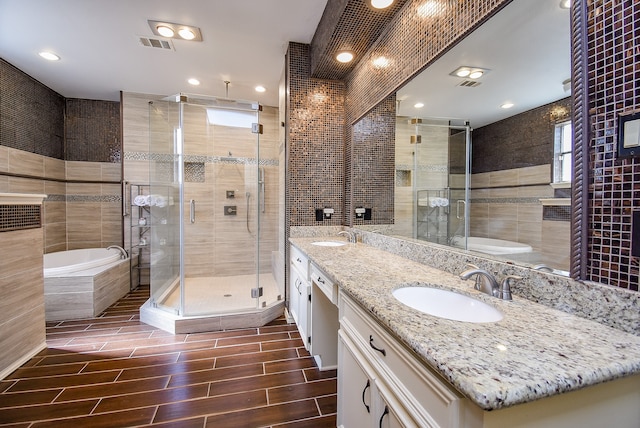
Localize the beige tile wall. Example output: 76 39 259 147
0 146 122 253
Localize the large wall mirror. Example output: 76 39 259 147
354 0 574 275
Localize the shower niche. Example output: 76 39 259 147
140 94 283 333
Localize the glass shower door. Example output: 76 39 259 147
180 98 262 316
413 120 470 248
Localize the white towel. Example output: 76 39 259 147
133 195 149 206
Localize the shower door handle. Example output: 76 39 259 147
190 199 196 223
456 200 466 219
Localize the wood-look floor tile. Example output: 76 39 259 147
177 343 261 363
140 417 206 428
268 378 337 404
129 338 218 357
208 370 306 397
30 406 156 428
184 328 258 342
0 398 98 423
8 362 87 379
167 363 264 388
66 331 153 346
203 398 320 427
261 338 305 351
0 389 61 408
264 356 317 374
54 376 169 402
214 348 299 368
6 371 119 392
94 383 209 413
117 358 214 382
317 394 338 415
273 414 337 428
304 367 337 381
81 352 179 373
216 332 291 347
154 389 267 423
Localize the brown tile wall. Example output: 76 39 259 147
472 97 573 173
0 60 123 253
286 43 346 228
587 0 640 290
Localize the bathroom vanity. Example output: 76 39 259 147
289 237 640 427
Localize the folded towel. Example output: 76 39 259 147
133 195 149 206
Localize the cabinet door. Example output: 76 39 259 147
289 268 301 324
298 281 311 350
338 331 375 428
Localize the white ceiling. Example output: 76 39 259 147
397 0 571 128
0 0 328 106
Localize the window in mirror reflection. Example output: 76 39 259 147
554 121 572 183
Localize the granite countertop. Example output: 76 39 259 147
290 237 640 411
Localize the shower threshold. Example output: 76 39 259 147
140 273 284 334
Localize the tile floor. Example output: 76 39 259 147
0 286 337 427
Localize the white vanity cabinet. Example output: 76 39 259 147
338 290 465 428
310 263 339 370
289 245 311 350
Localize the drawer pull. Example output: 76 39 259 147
379 405 389 428
361 379 371 413
369 335 386 356
317 276 325 284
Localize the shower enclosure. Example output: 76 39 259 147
404 119 470 246
141 94 283 333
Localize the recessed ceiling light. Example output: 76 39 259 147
450 66 489 79
559 0 571 9
148 20 203 41
372 56 390 68
188 78 200 86
178 28 196 40
336 51 354 63
501 102 514 109
38 51 60 61
156 25 175 38
414 102 425 108
255 86 266 93
370 0 394 9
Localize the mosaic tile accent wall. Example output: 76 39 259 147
286 42 346 227
65 98 121 163
587 0 640 290
350 94 396 225
0 59 64 159
472 97 572 173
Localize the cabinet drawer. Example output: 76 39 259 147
310 263 337 304
290 245 309 278
339 291 463 428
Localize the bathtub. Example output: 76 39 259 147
44 248 123 276
43 248 130 321
451 236 533 255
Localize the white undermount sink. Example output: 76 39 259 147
392 286 503 323
311 241 346 247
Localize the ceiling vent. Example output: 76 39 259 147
458 80 482 88
138 36 174 50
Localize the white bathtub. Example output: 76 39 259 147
44 248 122 276
43 248 130 321
451 236 533 255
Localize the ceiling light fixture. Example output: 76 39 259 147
501 102 514 109
559 0 571 9
187 78 200 86
369 0 394 9
255 85 266 93
414 102 425 108
336 51 354 63
38 51 60 61
450 66 489 79
148 20 203 41
372 56 390 69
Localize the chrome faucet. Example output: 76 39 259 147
533 264 553 273
107 245 128 259
459 267 500 298
338 230 356 243
500 275 522 300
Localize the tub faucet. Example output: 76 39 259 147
107 245 128 259
338 230 356 243
459 267 500 298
